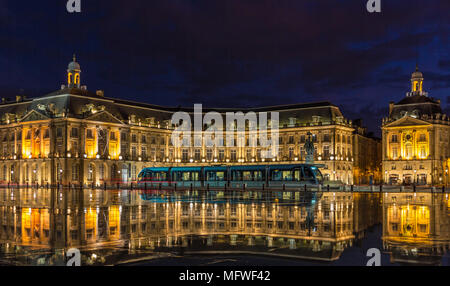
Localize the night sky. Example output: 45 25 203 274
1 0 450 135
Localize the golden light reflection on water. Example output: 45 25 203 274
0 188 449 265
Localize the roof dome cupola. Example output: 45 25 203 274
67 54 81 88
408 65 427 97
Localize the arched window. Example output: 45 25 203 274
88 164 94 181
405 143 413 158
99 164 105 180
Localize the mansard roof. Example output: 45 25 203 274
0 87 350 127
389 95 443 120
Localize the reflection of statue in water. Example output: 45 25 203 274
304 132 315 164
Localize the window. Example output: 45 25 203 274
87 164 93 181
26 130 32 140
288 147 294 160
194 149 201 161
219 150 225 161
323 145 330 157
131 146 137 157
392 147 398 159
131 134 137 143
72 164 79 181
419 134 427 142
43 129 50 139
86 129 94 139
110 132 117 140
57 128 63 138
288 135 294 144
182 149 189 161
391 134 398 143
141 146 147 158
231 150 237 161
405 143 412 158
99 164 104 180
71 128 78 138
121 132 127 141
206 149 213 161
141 135 147 143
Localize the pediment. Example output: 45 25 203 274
384 116 431 128
19 110 49 122
85 110 124 124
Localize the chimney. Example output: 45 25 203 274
389 101 395 115
96 90 104 97
16 95 22 102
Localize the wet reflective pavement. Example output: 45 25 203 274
0 188 449 266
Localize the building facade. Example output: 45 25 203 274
0 56 380 186
382 67 450 185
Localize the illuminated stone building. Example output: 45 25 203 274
0 189 380 264
382 66 450 185
0 56 380 186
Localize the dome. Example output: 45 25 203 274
411 65 423 79
68 54 81 71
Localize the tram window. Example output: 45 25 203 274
272 170 282 181
303 167 314 180
254 171 263 181
192 172 199 181
182 172 190 181
243 171 252 181
233 171 242 181
294 169 302 181
216 172 225 181
282 171 292 181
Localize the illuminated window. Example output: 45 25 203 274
405 143 412 158
392 147 398 159
86 129 93 139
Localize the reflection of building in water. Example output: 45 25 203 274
382 193 450 265
0 189 380 263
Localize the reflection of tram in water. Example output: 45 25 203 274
137 164 324 189
139 189 321 208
